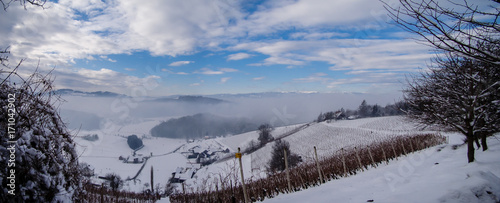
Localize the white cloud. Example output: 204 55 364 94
0 0 400 65
232 38 431 71
124 68 136 71
112 0 244 56
242 0 390 35
0 0 246 65
58 0 106 13
264 56 305 66
253 76 265 81
327 72 401 89
0 0 435 95
294 73 331 83
176 72 189 75
195 67 238 75
51 68 160 94
0 2 127 67
190 83 201 86
227 53 252 61
220 77 231 83
169 61 194 66
219 68 238 72
195 68 224 75
0 0 414 68
289 32 350 40
161 68 191 75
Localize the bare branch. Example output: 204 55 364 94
1 0 46 10
383 0 500 64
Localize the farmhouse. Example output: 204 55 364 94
119 153 146 164
170 167 196 183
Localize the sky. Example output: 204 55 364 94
0 0 447 96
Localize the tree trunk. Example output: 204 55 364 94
481 133 488 151
474 137 481 149
467 136 475 163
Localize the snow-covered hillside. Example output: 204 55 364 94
180 117 441 193
250 117 428 172
262 134 500 203
72 116 500 203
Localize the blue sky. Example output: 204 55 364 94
0 0 446 96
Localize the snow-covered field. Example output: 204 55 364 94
73 115 186 192
72 115 500 203
249 117 431 174
262 134 500 203
218 123 304 152
172 116 446 194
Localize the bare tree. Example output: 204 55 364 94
105 173 123 192
358 100 372 118
403 50 500 163
268 139 302 173
384 0 500 64
1 0 46 10
257 123 274 146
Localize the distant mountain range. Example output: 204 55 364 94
152 95 228 104
54 89 229 104
53 89 128 97
54 88 369 103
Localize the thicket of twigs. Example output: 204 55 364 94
170 133 446 203
78 181 161 203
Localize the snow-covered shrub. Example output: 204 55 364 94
0 72 82 202
104 173 123 191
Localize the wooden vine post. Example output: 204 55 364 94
284 149 292 192
354 147 364 171
381 147 388 164
401 141 407 156
236 147 250 203
367 146 376 167
314 146 323 184
390 142 398 160
151 165 154 194
341 148 347 177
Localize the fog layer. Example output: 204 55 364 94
59 92 402 134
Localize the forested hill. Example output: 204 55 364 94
150 113 258 139
152 95 227 104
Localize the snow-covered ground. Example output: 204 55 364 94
176 117 445 194
73 116 187 192
72 115 500 203
261 134 500 203
248 117 431 175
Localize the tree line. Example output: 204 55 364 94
315 100 408 123
150 113 258 139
